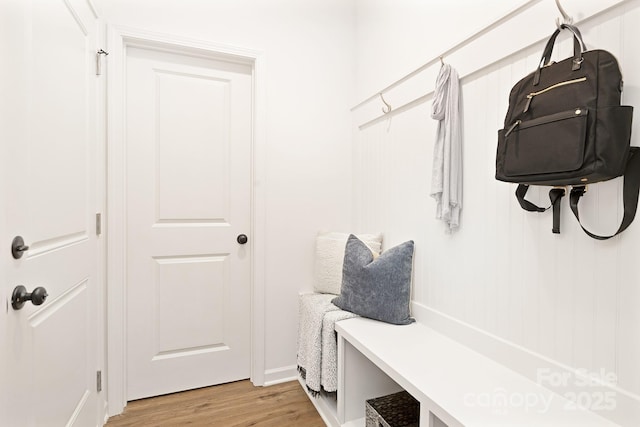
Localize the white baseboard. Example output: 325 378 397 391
262 365 298 386
412 301 640 426
102 402 110 426
297 375 339 427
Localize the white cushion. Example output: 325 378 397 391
313 232 382 295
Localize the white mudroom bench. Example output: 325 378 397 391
302 316 619 427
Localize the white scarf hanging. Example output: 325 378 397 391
430 63 463 232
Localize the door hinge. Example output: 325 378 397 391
96 49 109 76
97 370 102 393
96 213 102 236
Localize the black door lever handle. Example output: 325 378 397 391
11 236 29 259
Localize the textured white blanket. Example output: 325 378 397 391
297 293 357 394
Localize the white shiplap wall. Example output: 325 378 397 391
353 1 640 424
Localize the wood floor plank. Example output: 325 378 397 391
106 380 326 426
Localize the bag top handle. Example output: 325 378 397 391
534 24 586 86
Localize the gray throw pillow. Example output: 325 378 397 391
332 234 415 325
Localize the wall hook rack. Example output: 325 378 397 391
555 0 573 28
379 93 392 114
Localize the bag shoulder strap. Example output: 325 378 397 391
515 184 547 212
569 147 640 240
515 184 565 233
514 148 640 239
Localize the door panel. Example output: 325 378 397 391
31 277 90 426
125 46 252 400
155 70 231 222
28 0 89 242
154 255 227 353
1 0 99 426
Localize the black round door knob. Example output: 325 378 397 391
237 234 248 245
11 285 48 310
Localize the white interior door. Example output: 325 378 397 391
0 0 101 426
125 45 253 400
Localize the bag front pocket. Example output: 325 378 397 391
503 108 588 177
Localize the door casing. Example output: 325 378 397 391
105 26 267 416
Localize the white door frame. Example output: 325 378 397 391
105 26 266 416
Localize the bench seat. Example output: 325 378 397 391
334 317 618 427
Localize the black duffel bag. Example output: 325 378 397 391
495 24 639 240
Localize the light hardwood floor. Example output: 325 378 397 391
105 380 325 427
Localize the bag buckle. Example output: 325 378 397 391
571 184 588 195
572 56 584 71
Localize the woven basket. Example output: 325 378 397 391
365 390 419 427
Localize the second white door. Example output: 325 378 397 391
125 45 253 400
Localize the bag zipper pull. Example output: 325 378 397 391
524 95 533 113
505 120 521 138
523 77 587 114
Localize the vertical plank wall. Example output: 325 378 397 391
352 2 640 423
